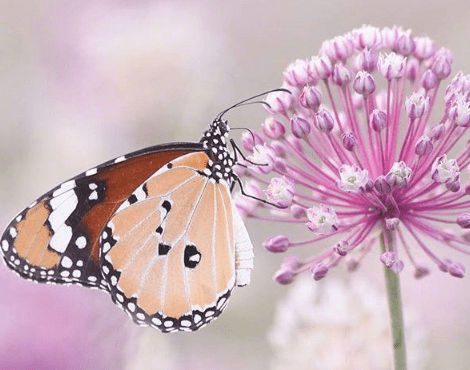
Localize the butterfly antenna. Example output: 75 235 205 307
216 88 291 121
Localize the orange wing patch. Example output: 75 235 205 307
13 200 60 269
100 152 237 332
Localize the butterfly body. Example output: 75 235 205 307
1 118 254 332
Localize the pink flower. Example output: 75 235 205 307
265 177 296 207
238 25 470 282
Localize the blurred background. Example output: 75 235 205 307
1 0 470 369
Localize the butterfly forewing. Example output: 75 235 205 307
100 152 236 332
0 145 202 288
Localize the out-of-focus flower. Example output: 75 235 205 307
269 276 427 370
237 25 470 282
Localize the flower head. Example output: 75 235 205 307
237 26 470 282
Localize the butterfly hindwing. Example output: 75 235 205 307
0 144 203 289
100 152 237 332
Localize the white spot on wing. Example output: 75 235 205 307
133 185 147 202
152 317 162 326
52 180 76 198
50 226 73 253
2 240 9 252
89 190 98 200
102 242 111 254
86 168 98 176
9 228 17 238
61 256 73 268
48 191 78 231
75 236 86 249
115 156 126 163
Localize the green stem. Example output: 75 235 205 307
381 231 407 370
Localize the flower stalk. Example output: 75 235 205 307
381 231 407 370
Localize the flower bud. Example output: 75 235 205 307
406 59 419 82
363 179 374 193
352 25 381 50
265 90 293 115
457 213 470 229
291 204 307 219
446 179 460 192
430 123 445 141
405 93 429 119
353 71 376 96
358 48 377 72
381 26 399 48
421 69 438 90
391 260 405 274
341 132 357 151
263 235 290 253
290 114 311 139
283 59 310 87
414 36 436 60
273 256 299 285
380 252 396 268
332 63 351 87
449 262 465 278
299 85 322 111
273 158 287 173
334 241 349 256
241 131 264 153
309 54 333 80
270 140 286 157
315 108 335 133
321 35 354 61
370 109 387 132
311 263 329 281
415 135 433 156
262 117 286 139
249 144 276 174
431 48 452 80
374 175 392 194
395 30 416 56
378 52 406 79
447 94 470 127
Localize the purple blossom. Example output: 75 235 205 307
238 25 470 283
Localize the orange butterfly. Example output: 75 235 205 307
0 90 287 332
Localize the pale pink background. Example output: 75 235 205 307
0 1 469 369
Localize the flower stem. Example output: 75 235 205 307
381 231 407 370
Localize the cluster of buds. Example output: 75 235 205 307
235 25 470 283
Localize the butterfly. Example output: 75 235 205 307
0 90 288 333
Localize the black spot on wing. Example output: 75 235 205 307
162 200 171 213
158 243 171 256
128 194 138 205
184 244 201 269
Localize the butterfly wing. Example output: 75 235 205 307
0 143 203 289
100 151 243 332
